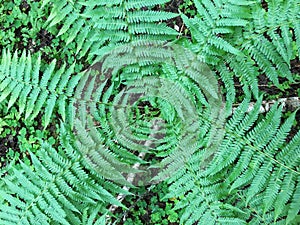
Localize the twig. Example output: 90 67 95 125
232 96 300 114
108 119 164 220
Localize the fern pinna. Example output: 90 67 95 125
0 0 299 225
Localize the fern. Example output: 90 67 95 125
166 94 300 224
0 0 299 224
68 40 225 187
0 124 125 225
43 0 178 61
183 0 299 99
0 50 82 128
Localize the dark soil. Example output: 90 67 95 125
0 135 18 169
0 112 59 170
261 0 268 11
112 187 179 225
154 0 194 39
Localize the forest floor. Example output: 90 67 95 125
0 1 300 224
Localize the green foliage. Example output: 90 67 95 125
0 0 43 48
43 0 178 62
0 50 82 127
114 182 180 224
179 0 197 17
183 0 299 102
0 124 125 225
0 0 299 224
165 94 300 224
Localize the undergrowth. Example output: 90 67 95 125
0 0 299 225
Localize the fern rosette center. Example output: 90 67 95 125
73 41 225 186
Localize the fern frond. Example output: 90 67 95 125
43 0 178 60
0 124 122 225
166 93 300 224
0 49 81 127
81 205 107 225
286 176 300 224
184 0 299 98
